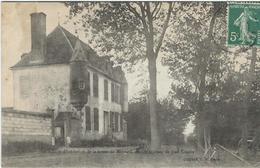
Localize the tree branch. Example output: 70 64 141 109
152 3 162 20
151 2 160 16
138 2 150 37
155 2 173 57
146 2 154 38
126 3 142 22
126 2 149 36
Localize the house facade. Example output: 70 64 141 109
4 12 128 146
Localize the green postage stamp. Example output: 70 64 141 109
227 3 260 46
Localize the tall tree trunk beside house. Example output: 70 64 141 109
148 54 160 149
141 2 173 150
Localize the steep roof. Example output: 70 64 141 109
12 25 126 83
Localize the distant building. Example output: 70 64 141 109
3 12 128 146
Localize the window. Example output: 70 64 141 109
115 113 118 132
104 79 108 100
115 85 118 103
111 82 120 104
111 83 114 102
115 85 120 103
120 86 124 104
110 112 115 132
104 111 109 133
86 71 90 95
72 79 86 93
117 86 120 103
78 80 85 90
85 107 91 131
120 114 123 131
94 108 99 131
110 111 113 130
110 112 121 132
93 73 98 97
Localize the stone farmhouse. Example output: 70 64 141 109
2 12 128 146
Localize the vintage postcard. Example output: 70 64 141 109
1 1 260 167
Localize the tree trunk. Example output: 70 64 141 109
203 126 211 155
197 57 207 150
241 47 257 158
148 51 160 151
197 6 218 151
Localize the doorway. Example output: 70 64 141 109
55 126 65 146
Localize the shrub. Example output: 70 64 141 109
70 136 145 148
2 141 56 156
186 134 197 148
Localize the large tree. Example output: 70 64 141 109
66 2 173 150
163 2 259 158
162 2 229 152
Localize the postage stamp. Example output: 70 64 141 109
227 3 260 47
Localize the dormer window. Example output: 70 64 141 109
78 80 85 90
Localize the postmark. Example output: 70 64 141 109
227 3 260 47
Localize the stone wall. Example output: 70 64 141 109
2 108 52 144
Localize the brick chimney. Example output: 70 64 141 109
30 12 46 63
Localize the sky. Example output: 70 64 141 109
1 2 173 107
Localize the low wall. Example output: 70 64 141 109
80 131 124 141
2 108 52 145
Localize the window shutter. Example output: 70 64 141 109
104 79 108 100
85 107 91 131
86 71 90 95
115 85 118 103
115 113 118 132
94 108 99 131
111 83 114 102
120 113 123 131
120 85 124 105
110 111 113 130
118 86 120 104
93 73 99 97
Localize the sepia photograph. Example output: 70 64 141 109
1 1 260 167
